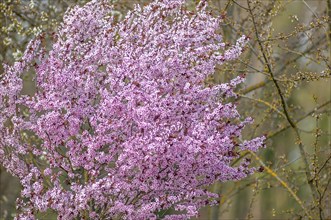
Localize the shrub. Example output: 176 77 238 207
0 0 264 219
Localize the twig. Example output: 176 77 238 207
237 93 286 119
247 0 319 201
267 100 331 139
249 150 312 219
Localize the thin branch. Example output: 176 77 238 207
249 150 312 219
267 100 331 139
237 93 286 119
317 154 331 176
247 0 319 201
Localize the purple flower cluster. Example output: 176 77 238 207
0 0 265 219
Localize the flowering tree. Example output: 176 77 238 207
0 0 264 219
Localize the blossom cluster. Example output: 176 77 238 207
0 0 264 219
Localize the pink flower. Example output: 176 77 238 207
0 0 264 219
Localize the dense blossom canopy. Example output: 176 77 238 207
0 0 264 219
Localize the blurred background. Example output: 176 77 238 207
1 0 330 219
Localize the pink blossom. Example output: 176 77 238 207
0 0 264 219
